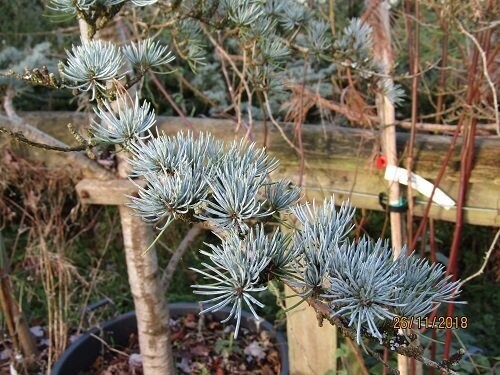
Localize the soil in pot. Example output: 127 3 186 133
87 313 281 374
53 303 288 375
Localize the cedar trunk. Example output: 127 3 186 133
118 206 175 374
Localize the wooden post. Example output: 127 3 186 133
285 288 337 374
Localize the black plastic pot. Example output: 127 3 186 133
52 302 289 374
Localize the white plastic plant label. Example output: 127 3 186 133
384 165 456 210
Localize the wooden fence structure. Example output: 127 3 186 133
3 112 499 374
14 112 500 227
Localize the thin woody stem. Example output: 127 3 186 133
285 283 463 375
0 127 91 152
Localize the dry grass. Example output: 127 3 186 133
0 147 109 372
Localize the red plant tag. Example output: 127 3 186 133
375 155 387 169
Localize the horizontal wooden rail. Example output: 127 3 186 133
76 179 145 206
5 112 500 226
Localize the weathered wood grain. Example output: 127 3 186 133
6 112 500 226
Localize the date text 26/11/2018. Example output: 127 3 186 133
392 316 468 330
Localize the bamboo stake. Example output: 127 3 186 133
364 1 407 374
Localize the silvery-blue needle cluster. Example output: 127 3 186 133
89 98 461 342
